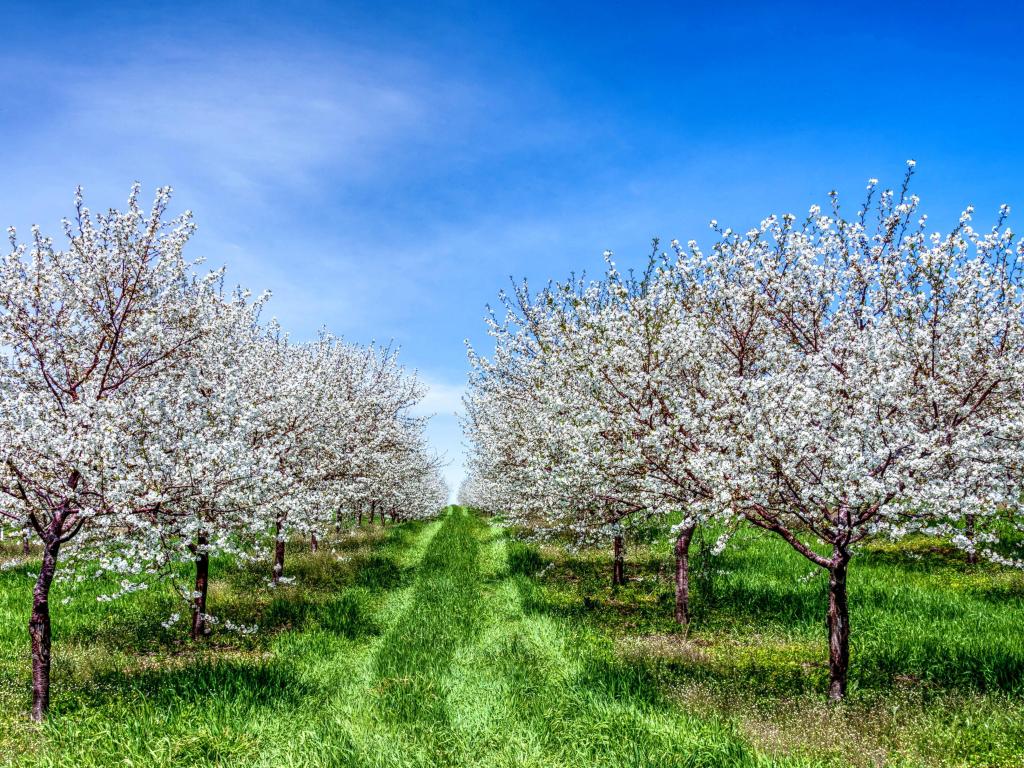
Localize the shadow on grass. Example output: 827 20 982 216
516 549 696 635
60 656 317 716
513 539 1024 699
42 525 425 710
493 573 762 767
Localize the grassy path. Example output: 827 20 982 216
340 508 773 768
2 510 797 767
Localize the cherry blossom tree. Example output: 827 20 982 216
679 165 1024 699
0 186 213 719
0 185 452 721
464 256 726 619
126 286 271 640
243 330 443 582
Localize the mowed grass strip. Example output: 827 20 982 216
365 508 485 761
438 514 775 768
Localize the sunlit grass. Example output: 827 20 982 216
1 512 1022 766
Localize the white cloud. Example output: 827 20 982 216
59 50 446 192
411 376 465 417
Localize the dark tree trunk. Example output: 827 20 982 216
612 533 625 587
826 550 851 702
965 514 978 564
358 509 363 526
310 533 318 553
22 532 31 555
272 515 286 584
30 532 62 721
190 531 210 641
674 523 697 626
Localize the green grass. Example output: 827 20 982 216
520 524 1024 766
0 511 1022 766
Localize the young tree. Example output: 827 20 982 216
0 186 211 719
700 166 1024 699
131 287 270 640
465 259 729 623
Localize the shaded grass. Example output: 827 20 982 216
0 521 420 765
515 523 1024 766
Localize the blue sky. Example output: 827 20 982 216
2 1 1023 495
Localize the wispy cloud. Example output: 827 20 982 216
60 51 462 193
412 375 465 418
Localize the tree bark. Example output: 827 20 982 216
674 523 697 626
190 531 210 641
826 550 851 702
965 514 978 564
612 533 625 587
272 515 286 584
310 533 318 553
29 532 62 721
22 531 31 555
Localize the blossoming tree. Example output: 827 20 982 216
0 187 450 720
463 165 1024 700
0 186 213 719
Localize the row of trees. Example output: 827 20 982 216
0 186 448 720
460 164 1024 701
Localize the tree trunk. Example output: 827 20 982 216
22 532 30 555
190 531 210 641
674 523 697 626
826 550 851 702
358 509 363 526
612 533 625 587
29 533 61 721
965 514 978 564
272 515 286 584
310 533 318 553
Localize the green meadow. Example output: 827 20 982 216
1 508 1022 767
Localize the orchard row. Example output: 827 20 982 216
460 163 1024 701
0 186 448 720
